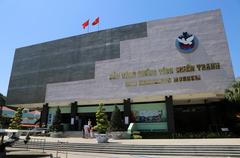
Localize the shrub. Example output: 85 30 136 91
9 107 23 129
132 135 142 139
49 106 63 132
94 103 109 134
110 105 124 131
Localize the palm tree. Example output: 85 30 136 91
225 81 240 104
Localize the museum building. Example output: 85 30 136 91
7 9 235 133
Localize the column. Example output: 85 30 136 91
123 98 131 129
40 103 49 128
165 96 175 133
70 101 78 130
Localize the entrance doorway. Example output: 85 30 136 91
78 113 96 130
174 104 209 132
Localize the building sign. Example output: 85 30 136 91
131 103 167 123
109 63 221 87
131 103 168 131
175 32 198 53
134 110 165 123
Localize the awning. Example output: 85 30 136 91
0 106 16 117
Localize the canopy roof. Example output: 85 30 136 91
1 106 15 112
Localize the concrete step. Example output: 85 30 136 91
15 143 240 150
15 141 240 148
14 143 240 151
13 141 240 157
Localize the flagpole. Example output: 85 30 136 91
98 17 100 31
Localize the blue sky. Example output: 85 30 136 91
0 0 239 96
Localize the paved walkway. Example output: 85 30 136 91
6 148 52 158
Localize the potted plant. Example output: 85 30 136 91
94 103 109 143
110 105 125 139
49 106 64 137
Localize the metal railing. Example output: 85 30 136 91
23 138 46 153
55 141 69 158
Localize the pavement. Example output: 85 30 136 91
6 148 52 158
16 136 240 158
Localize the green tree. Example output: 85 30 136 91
225 80 240 133
225 81 240 104
0 93 6 128
0 116 11 129
110 105 124 131
9 107 23 129
94 103 109 134
50 106 63 132
0 93 6 105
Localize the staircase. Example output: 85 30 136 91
13 140 240 157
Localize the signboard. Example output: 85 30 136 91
109 63 221 88
131 103 168 131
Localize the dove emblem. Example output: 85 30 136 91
177 35 194 45
175 32 198 53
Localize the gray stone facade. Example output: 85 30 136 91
7 9 235 105
7 23 147 104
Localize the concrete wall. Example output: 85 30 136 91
45 10 234 103
7 23 147 104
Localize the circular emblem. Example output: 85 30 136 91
176 32 198 53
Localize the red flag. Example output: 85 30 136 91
92 17 99 26
82 19 89 29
